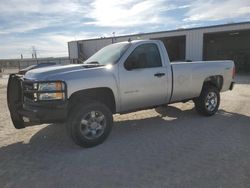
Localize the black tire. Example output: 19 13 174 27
67 101 113 148
193 85 220 116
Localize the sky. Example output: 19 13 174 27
0 0 250 59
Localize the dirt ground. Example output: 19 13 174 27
0 75 250 188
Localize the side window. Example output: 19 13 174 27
124 44 162 70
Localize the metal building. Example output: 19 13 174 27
68 22 250 72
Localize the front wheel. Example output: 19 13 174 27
193 85 220 116
67 101 113 148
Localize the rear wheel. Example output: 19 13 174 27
193 85 220 116
67 101 113 147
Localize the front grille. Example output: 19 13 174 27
23 81 36 101
7 74 23 111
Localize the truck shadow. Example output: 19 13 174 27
234 74 250 85
1 106 249 154
1 105 250 187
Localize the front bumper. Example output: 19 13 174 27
7 74 67 128
20 100 68 124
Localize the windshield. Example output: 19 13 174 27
83 42 130 65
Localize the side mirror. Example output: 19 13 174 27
124 58 136 70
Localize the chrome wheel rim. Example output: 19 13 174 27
205 92 218 112
80 111 106 140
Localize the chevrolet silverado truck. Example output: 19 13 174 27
7 40 235 147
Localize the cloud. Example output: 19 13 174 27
0 0 85 15
85 0 181 27
184 0 250 22
0 0 88 34
0 32 96 59
0 19 58 34
0 0 186 58
0 0 249 58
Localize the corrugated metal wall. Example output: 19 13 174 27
69 22 250 62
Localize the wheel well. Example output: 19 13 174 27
203 75 223 91
68 87 116 113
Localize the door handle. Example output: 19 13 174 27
154 73 165 77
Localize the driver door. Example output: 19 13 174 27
119 43 168 111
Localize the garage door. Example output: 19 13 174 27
153 36 186 62
203 30 250 73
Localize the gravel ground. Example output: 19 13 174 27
0 75 250 188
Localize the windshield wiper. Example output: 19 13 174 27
84 61 99 64
82 61 105 68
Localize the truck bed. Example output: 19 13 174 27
170 60 234 102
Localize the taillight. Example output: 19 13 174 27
232 66 236 79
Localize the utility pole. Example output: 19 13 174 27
31 46 38 65
112 32 116 44
32 46 37 59
19 54 23 71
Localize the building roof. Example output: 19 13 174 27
70 21 250 43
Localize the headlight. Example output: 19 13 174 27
32 81 66 101
37 82 65 91
38 92 65 101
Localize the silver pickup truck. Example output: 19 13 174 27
7 40 235 147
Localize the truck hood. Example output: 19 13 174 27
24 64 107 80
